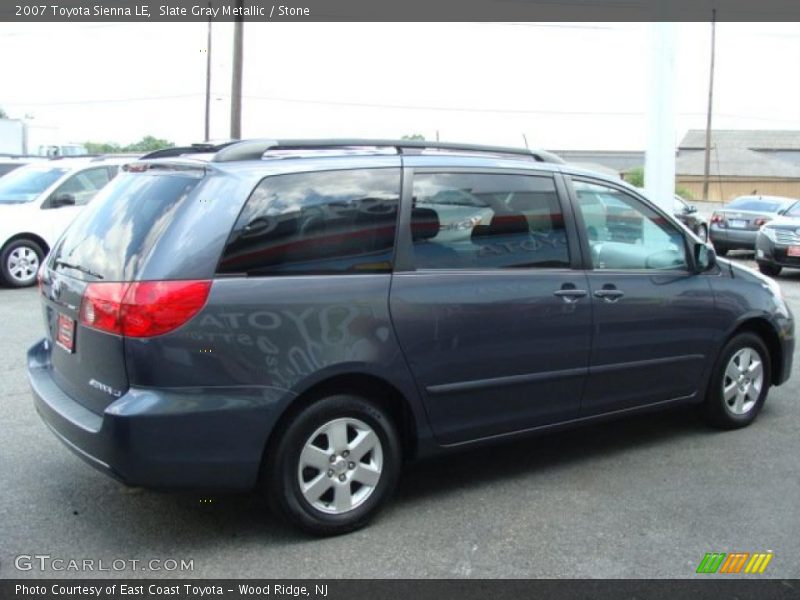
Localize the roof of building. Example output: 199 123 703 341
566 162 622 178
680 129 800 151
550 149 644 172
676 146 800 178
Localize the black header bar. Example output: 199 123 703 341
4 0 800 22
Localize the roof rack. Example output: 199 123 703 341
207 139 564 164
140 141 238 160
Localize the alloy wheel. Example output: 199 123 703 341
7 245 40 284
722 347 764 415
297 417 383 515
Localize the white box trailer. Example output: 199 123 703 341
0 119 28 155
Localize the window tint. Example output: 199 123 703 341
409 173 569 269
55 167 113 206
218 169 400 276
574 180 687 270
51 172 201 281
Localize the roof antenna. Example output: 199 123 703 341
522 133 530 149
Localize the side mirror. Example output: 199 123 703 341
694 242 716 272
50 193 75 208
688 205 698 214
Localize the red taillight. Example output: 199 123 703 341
80 280 211 338
710 213 722 224
81 282 127 334
754 218 769 227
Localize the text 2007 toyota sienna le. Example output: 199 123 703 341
28 140 794 535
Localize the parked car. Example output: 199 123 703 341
0 155 43 178
29 140 794 535
709 195 797 256
755 200 800 276
0 156 131 287
673 195 709 241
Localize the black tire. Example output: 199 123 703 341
702 332 771 430
263 394 401 536
715 246 729 257
0 238 44 288
758 262 782 277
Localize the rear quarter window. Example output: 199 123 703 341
217 168 401 276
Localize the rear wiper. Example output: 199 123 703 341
54 259 104 280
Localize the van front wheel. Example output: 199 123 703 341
702 333 771 429
264 394 401 535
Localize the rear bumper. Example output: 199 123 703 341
710 226 758 249
28 339 292 491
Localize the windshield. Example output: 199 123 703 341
785 202 800 218
0 166 67 203
727 197 782 213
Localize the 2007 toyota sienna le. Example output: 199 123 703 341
29 139 794 535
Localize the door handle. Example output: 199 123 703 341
593 288 625 302
554 289 588 303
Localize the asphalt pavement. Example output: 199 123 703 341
1 254 799 579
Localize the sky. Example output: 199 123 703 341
1 21 800 151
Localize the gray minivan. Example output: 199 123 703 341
29 140 794 535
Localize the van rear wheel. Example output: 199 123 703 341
264 394 401 535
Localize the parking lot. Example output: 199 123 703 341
1 253 798 579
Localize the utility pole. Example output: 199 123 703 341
230 4 244 139
702 10 717 201
204 3 212 141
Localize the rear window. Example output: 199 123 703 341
217 168 400 276
50 172 201 281
727 197 781 212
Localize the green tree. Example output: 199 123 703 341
401 134 425 141
84 135 174 154
84 141 122 154
123 135 173 152
625 166 644 187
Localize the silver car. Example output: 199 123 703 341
709 195 798 256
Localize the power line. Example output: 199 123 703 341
2 94 202 107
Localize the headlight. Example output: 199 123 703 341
760 226 778 242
